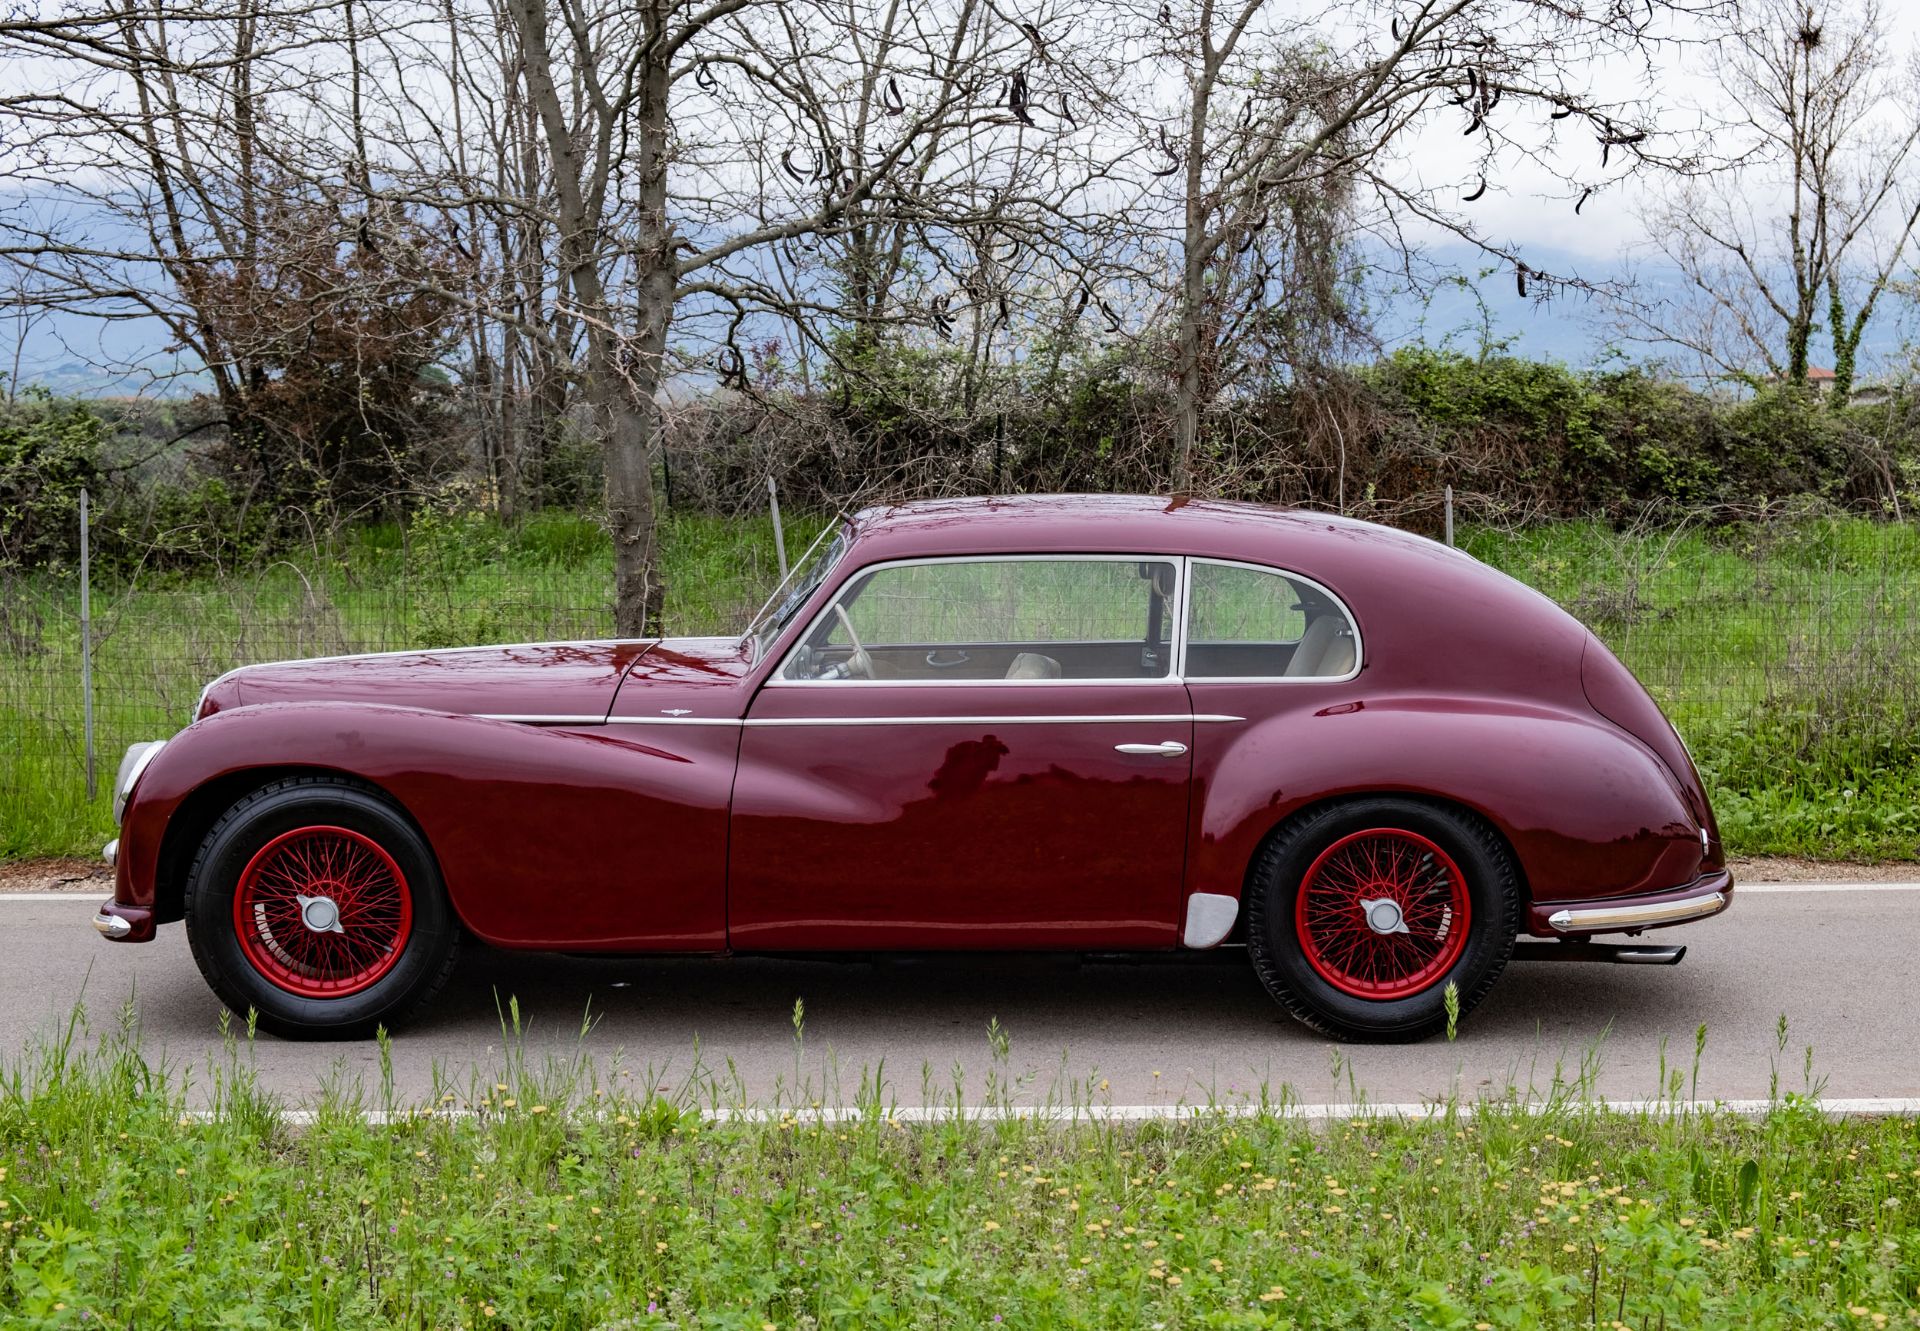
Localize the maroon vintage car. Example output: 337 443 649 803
96 495 1730 1040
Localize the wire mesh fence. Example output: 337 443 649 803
6 498 1920 860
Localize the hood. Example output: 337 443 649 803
195 640 659 723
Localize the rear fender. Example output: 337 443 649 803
1188 697 1704 930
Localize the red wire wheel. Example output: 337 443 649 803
1294 828 1471 1001
231 826 415 999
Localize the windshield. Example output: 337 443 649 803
745 519 850 659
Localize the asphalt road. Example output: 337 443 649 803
0 884 1913 1111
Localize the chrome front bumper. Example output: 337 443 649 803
93 911 132 939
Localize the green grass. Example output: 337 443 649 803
5 510 1920 860
2 1004 1918 1328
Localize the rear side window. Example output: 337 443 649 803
1184 560 1359 680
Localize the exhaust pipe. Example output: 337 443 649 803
1513 940 1686 966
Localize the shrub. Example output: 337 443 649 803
0 392 108 569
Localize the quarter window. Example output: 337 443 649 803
1184 561 1358 679
782 557 1179 682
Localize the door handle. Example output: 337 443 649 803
1114 740 1189 756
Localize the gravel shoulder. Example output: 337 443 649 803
1727 855 1920 882
0 858 112 891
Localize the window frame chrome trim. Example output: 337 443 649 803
768 551 1188 688
1178 556 1364 685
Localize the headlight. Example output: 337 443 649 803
112 741 166 825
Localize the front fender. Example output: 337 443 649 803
115 702 736 950
1187 695 1704 931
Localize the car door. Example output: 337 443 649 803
727 554 1196 950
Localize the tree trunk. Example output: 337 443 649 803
508 0 666 637
1826 280 1855 410
1784 311 1813 390
596 377 664 635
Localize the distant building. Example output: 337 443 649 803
1765 366 1895 405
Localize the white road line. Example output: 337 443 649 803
1736 882 1920 893
191 1096 1920 1128
0 891 106 901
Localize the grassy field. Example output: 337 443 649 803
1 1006 1916 1328
4 509 1920 860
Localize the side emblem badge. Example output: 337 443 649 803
661 709 693 717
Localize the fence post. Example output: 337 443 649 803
766 475 789 581
80 487 96 801
1443 484 1455 548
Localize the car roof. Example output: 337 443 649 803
844 494 1475 574
826 494 1592 700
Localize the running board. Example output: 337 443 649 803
1513 940 1687 966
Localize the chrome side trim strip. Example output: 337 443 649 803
476 713 611 724
1546 890 1728 934
477 712 1247 727
741 712 1244 728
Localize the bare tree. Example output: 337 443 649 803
1621 0 1920 402
1127 0 1703 487
484 0 1079 632
0 0 458 515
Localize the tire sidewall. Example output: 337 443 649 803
1249 798 1517 1039
186 782 456 1037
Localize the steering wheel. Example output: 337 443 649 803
831 603 876 680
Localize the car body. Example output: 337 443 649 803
96 495 1731 1039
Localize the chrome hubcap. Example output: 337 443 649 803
1359 896 1410 936
295 893 346 935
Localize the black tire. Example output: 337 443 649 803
183 776 461 1039
1245 796 1519 1042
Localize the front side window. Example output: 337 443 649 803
1184 560 1358 680
782 557 1179 682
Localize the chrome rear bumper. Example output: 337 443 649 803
1543 873 1732 935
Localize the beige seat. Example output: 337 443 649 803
1004 652 1062 680
1284 616 1355 678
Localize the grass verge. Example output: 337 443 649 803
2 1004 1917 1328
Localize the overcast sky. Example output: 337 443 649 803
6 0 1918 392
